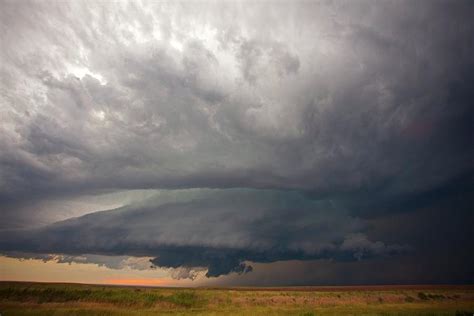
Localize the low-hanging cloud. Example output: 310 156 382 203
0 0 473 284
0 189 408 277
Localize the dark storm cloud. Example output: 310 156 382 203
1 0 472 211
0 189 408 277
0 0 473 284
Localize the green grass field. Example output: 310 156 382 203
0 282 473 315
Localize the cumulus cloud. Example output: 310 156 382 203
4 252 154 271
168 266 207 281
3 251 211 280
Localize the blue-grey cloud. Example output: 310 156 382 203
1 1 472 216
0 189 408 277
0 0 472 284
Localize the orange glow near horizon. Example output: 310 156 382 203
105 278 177 287
0 256 203 287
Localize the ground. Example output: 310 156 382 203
0 282 473 315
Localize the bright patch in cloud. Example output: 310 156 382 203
66 65 107 85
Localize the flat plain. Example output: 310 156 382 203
0 282 473 315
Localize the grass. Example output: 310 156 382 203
0 282 473 315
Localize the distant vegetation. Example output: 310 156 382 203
0 286 201 308
0 282 473 315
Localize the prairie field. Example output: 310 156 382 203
0 282 473 316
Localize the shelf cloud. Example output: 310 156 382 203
0 0 472 284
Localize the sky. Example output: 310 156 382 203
0 0 473 287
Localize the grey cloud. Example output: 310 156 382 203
3 251 207 280
0 189 407 277
237 39 300 83
1 1 472 220
208 190 474 286
168 266 207 281
3 252 153 271
0 0 472 285
340 233 408 261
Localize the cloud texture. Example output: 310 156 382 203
0 189 408 277
0 0 473 284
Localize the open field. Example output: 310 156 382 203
0 282 473 315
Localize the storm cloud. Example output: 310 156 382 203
0 189 408 277
0 0 473 284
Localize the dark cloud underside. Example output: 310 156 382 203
0 0 473 284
